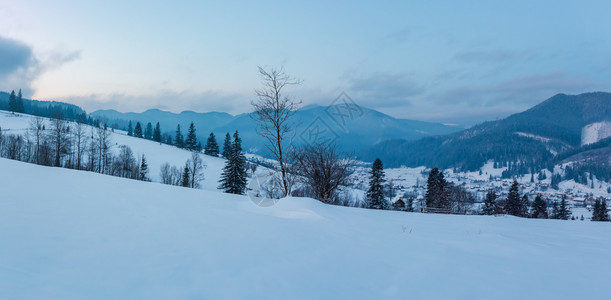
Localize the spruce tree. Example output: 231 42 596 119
218 131 247 194
222 132 232 158
16 89 24 113
144 122 153 139
531 194 548 218
139 155 149 181
204 132 220 156
601 199 610 221
366 158 388 209
185 122 198 151
8 90 17 113
551 201 560 219
557 196 571 220
505 179 522 216
127 121 133 136
134 122 143 138
482 190 497 215
425 167 448 209
175 124 184 148
153 122 161 142
181 164 190 187
520 195 530 217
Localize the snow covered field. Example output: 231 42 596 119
1 158 610 299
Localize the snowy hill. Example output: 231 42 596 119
0 110 226 191
1 157 610 299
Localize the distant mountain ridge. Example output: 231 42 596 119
367 92 611 171
91 104 462 155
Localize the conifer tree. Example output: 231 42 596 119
153 122 161 142
218 131 247 194
204 132 220 156
134 122 143 138
175 124 184 148
139 155 149 181
505 179 522 216
185 122 198 151
531 194 548 218
366 158 388 209
8 90 17 113
16 89 24 113
222 132 232 158
551 201 560 219
425 167 448 209
520 195 530 217
592 199 610 222
556 196 571 220
127 121 133 136
144 122 153 139
181 164 190 187
482 190 497 215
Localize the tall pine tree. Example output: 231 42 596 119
505 179 522 216
134 122 143 138
185 122 198 151
204 132 220 156
153 122 161 142
366 158 388 209
218 131 247 194
8 90 17 113
144 122 153 139
175 124 184 148
222 132 232 158
16 89 24 113
127 121 133 136
181 164 190 187
139 155 149 181
425 167 448 210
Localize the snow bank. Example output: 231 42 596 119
1 158 610 299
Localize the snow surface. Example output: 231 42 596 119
1 158 610 299
581 121 611 146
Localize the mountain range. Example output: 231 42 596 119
365 92 611 171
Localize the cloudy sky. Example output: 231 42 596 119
1 0 610 125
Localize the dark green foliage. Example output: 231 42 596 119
504 180 524 216
552 196 571 220
218 131 247 194
592 199 610 222
367 158 388 209
181 164 190 187
175 124 184 148
185 122 198 151
425 167 449 209
144 122 153 139
8 90 17 113
204 133 220 156
16 89 24 113
482 190 497 215
134 122 143 138
222 133 232 158
531 195 548 218
139 155 149 181
153 122 161 142
127 121 133 136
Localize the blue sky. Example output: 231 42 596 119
1 0 610 125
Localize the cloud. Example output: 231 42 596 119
345 73 425 109
64 89 251 115
0 36 80 96
435 71 599 107
453 49 519 64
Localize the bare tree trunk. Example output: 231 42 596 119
251 66 301 197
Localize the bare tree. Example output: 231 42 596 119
95 124 112 174
29 117 45 164
187 152 206 188
293 143 355 204
251 66 301 197
48 117 69 167
73 122 87 170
